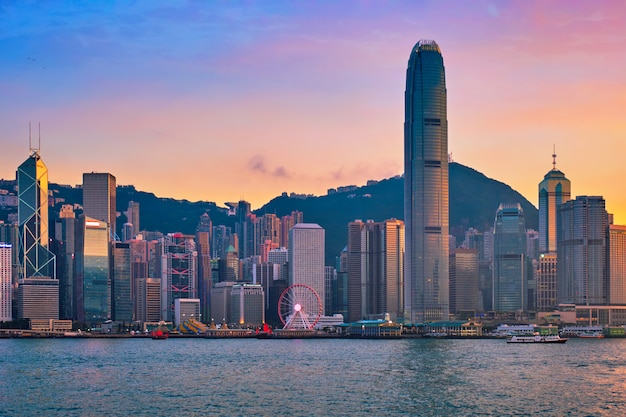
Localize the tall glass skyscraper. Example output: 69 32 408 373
493 204 528 312
538 151 570 254
404 39 449 322
82 172 116 240
18 148 56 278
557 196 608 305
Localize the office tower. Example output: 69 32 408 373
121 223 133 242
404 39 449 322
17 277 59 320
538 151 571 254
125 201 140 238
324 266 335 316
135 278 161 323
0 222 20 292
268 247 289 266
211 281 236 324
75 216 110 324
235 200 255 259
174 298 201 326
609 225 626 305
536 253 557 311
161 233 197 322
333 247 349 317
220 245 239 282
449 248 480 315
196 213 212 323
558 197 608 305
289 223 325 312
347 220 366 322
82 173 116 240
0 243 12 322
18 147 55 279
526 230 539 261
230 283 264 326
53 206 77 320
112 242 132 321
211 225 233 259
493 204 528 312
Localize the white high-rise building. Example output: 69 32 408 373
289 223 325 311
0 243 12 322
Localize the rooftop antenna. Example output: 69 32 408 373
552 144 557 170
28 122 41 158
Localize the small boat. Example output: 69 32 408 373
151 329 168 340
578 332 604 339
507 334 567 344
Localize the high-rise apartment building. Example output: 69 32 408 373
82 173 116 240
289 223 325 312
557 196 608 306
404 39 449 322
536 253 557 311
493 204 528 312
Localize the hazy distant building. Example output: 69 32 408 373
82 173 116 240
404 39 449 322
0 243 12 322
125 201 140 239
609 225 626 305
493 204 528 312
211 225 233 260
538 151 571 254
557 196 608 306
289 223 325 312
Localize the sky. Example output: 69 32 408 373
1 0 626 222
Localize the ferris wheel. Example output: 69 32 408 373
277 284 323 330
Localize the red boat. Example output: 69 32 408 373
151 329 168 340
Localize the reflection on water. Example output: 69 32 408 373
1 338 625 416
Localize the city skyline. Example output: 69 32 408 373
2 2 626 222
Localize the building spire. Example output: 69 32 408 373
552 144 557 170
28 122 41 158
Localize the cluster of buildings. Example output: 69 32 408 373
2 39 625 332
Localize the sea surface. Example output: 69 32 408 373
1 337 625 416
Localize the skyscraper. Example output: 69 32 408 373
289 223 325 312
161 233 197 322
404 39 449 322
538 150 571 254
609 225 626 305
18 147 55 278
0 243 12 322
557 196 608 305
82 173 116 240
493 204 528 313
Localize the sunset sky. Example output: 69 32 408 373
1 1 626 222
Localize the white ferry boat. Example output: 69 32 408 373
507 334 567 344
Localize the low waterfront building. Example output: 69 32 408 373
425 321 483 337
343 319 403 337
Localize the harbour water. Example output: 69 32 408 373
1 337 625 416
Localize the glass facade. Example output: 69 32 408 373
76 216 110 324
18 151 55 278
82 173 116 240
112 242 132 321
404 39 449 322
557 196 608 305
538 159 570 254
493 204 527 312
